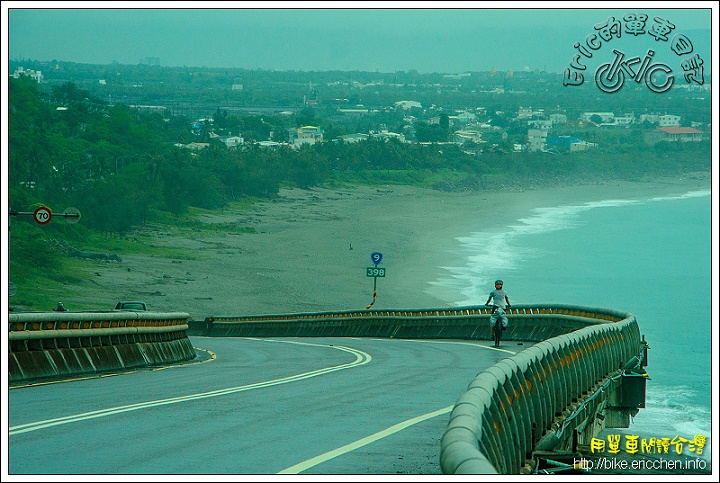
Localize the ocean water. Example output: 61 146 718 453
428 188 713 459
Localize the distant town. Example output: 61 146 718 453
10 59 711 157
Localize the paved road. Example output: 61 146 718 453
8 336 524 475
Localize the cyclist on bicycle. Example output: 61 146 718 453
485 279 511 336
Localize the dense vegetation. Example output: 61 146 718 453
7 69 711 309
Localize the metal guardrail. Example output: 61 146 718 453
201 304 625 324
8 310 191 330
8 312 190 343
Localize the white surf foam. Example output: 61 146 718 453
427 190 709 307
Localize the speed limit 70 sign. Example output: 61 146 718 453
33 206 52 225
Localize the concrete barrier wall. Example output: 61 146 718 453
439 313 647 474
8 311 196 384
191 304 622 340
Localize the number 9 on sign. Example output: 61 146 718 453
366 267 386 277
370 252 383 264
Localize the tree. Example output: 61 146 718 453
296 106 317 127
414 122 448 143
439 113 450 131
72 162 156 232
51 82 87 105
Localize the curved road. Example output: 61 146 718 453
8 336 523 475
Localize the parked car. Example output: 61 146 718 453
114 301 148 311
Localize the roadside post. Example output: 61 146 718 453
8 205 82 303
9 205 81 225
366 252 386 309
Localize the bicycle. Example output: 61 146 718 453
494 316 503 347
487 305 508 348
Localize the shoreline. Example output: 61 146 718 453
29 172 711 322
6 172 713 475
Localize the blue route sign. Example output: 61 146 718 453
370 252 383 265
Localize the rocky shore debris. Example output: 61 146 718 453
49 239 122 262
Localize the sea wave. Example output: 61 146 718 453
650 189 711 202
616 385 712 460
427 189 710 306
429 199 640 305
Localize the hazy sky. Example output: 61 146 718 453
3 3 716 74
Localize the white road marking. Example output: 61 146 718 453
277 337 518 473
278 405 455 474
9 339 371 436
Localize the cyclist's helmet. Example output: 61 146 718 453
495 279 503 286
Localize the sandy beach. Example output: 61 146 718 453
60 172 711 323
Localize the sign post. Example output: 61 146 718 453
9 206 81 225
33 205 52 225
366 252 385 309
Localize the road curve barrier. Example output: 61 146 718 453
190 303 619 339
439 308 648 474
8 311 196 384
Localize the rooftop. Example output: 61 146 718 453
657 127 702 134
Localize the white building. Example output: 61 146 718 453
455 111 477 124
12 66 43 83
614 114 635 126
639 113 660 124
528 119 552 130
289 126 324 147
452 130 483 145
570 141 598 152
549 113 568 125
517 107 533 119
222 136 244 148
527 129 547 152
394 100 422 110
658 115 681 127
338 133 369 143
371 130 405 142
182 142 210 151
